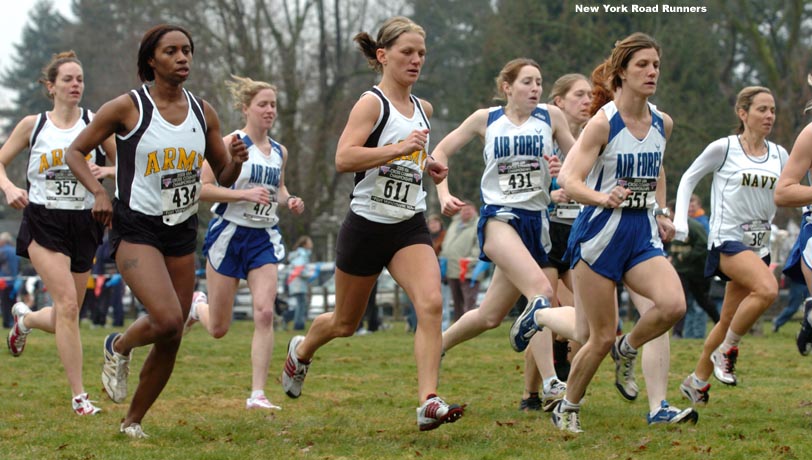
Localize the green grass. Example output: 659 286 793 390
2 319 812 459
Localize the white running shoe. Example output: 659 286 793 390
282 336 310 398
72 393 101 416
416 395 464 431
102 333 132 403
184 291 206 335
710 346 738 386
120 422 149 439
542 378 567 412
611 335 639 401
7 302 32 357
551 401 583 433
679 374 711 405
246 394 281 410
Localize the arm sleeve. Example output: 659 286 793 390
674 138 728 241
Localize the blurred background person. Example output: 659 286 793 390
288 235 313 331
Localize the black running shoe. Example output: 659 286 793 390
519 393 541 411
797 298 812 356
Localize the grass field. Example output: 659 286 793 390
2 318 812 459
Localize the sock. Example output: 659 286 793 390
542 375 558 392
719 330 742 353
250 390 265 400
619 334 638 357
691 373 708 388
18 316 30 333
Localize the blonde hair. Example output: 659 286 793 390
354 16 425 73
548 73 589 105
225 74 277 111
734 86 772 134
39 51 81 99
494 58 541 101
589 33 660 115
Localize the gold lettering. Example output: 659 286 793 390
176 148 194 171
162 147 177 170
51 149 65 166
38 154 50 174
144 151 160 176
52 149 64 167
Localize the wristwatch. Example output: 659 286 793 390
653 207 671 218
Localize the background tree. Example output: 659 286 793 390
3 0 812 257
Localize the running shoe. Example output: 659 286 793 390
553 339 570 382
797 298 812 356
710 346 738 386
508 295 550 352
416 395 464 431
184 291 206 334
7 302 32 357
679 374 710 405
246 394 281 410
102 332 132 403
72 393 101 416
519 393 541 411
282 335 309 398
551 401 583 433
542 378 567 412
646 400 699 425
120 422 149 439
611 335 638 401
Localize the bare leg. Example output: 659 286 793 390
115 243 195 426
195 262 240 338
388 244 444 403
693 251 776 380
246 264 278 393
27 241 90 396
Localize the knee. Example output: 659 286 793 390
56 301 80 320
663 300 686 325
475 311 500 329
253 305 275 328
416 292 443 316
155 317 184 341
753 282 779 308
589 332 615 356
334 321 357 338
211 325 230 339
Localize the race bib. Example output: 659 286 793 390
555 201 581 219
498 159 543 196
617 177 657 209
370 164 421 218
45 169 87 210
741 220 770 249
243 189 278 223
160 170 200 225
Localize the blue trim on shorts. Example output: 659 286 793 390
476 204 550 267
567 206 664 282
784 213 812 284
203 217 284 280
706 241 770 281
